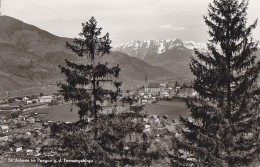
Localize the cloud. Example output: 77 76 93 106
172 26 186 31
2 0 259 44
160 24 186 31
160 24 172 29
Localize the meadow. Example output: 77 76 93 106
35 98 190 122
144 99 190 120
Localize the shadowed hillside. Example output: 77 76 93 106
0 16 174 92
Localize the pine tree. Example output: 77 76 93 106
44 17 153 167
58 16 121 127
173 0 260 166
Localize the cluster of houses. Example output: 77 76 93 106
22 95 54 104
2 77 257 161
0 111 58 158
138 74 260 105
0 94 57 112
1 112 173 160
0 94 63 158
131 82 198 104
7 137 62 157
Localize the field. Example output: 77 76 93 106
35 103 80 122
34 99 189 122
144 99 190 120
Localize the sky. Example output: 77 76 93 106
1 0 260 45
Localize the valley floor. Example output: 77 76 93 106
34 99 189 122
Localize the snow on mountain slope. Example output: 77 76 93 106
114 39 207 59
114 39 259 83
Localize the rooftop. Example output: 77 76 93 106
148 83 160 88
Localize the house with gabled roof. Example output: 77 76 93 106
145 83 160 94
149 115 160 125
38 95 53 103
10 143 23 152
26 146 36 156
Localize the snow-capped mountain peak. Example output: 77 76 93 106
114 39 207 59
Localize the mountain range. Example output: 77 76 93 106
114 39 260 81
114 39 207 59
0 16 173 93
0 15 259 94
114 39 205 81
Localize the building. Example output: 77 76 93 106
0 125 9 133
144 124 151 132
149 115 160 125
145 83 160 94
38 95 53 103
10 143 23 152
22 96 29 102
26 100 33 104
178 88 197 98
0 136 9 142
27 117 36 123
26 147 35 156
160 91 170 97
139 93 149 104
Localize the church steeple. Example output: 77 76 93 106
145 73 148 85
144 74 148 93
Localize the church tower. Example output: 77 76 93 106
144 74 148 93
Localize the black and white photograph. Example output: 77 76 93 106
0 0 259 166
